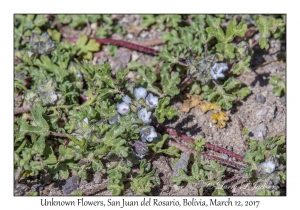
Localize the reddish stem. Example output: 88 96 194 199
168 141 245 169
62 37 159 56
14 105 31 115
154 122 245 162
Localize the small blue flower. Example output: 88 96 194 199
83 117 89 125
117 102 130 115
210 63 228 80
140 126 157 142
134 87 147 100
145 93 158 109
261 160 276 174
122 95 132 104
138 108 152 124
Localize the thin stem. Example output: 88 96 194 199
50 131 67 138
154 122 246 162
222 175 241 184
62 37 159 56
14 105 31 115
179 77 195 92
168 140 246 169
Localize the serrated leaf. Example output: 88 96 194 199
236 87 251 99
233 56 252 75
269 75 285 97
161 68 180 96
17 107 50 141
31 136 45 155
154 97 178 123
44 145 57 165
74 35 100 60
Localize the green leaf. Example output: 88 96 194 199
70 190 83 196
212 188 227 196
44 145 57 165
216 43 235 59
32 136 46 155
236 87 251 99
58 145 75 162
255 16 284 50
34 15 48 27
17 107 50 141
233 56 252 75
269 75 285 97
154 97 178 123
160 67 180 96
73 35 100 60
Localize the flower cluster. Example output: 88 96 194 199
210 63 228 80
109 87 160 157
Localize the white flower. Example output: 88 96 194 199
210 63 228 80
117 102 130 115
146 93 158 109
138 108 152 124
261 160 276 174
140 126 157 142
108 114 120 124
46 91 58 104
122 95 132 104
83 117 89 125
134 87 147 100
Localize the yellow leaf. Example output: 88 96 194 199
210 110 229 128
181 94 202 113
198 101 216 112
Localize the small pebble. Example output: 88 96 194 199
256 94 266 104
279 96 286 105
62 176 80 195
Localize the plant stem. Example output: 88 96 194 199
62 37 159 56
50 131 67 138
168 140 245 169
14 105 31 115
154 122 245 162
179 77 195 92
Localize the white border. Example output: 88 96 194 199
3 0 297 209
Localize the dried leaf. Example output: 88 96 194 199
198 101 216 113
181 94 202 113
210 110 229 128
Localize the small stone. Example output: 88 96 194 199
62 176 80 195
249 124 267 141
117 48 131 64
256 94 266 104
173 151 190 176
93 173 102 184
256 104 276 122
222 154 229 160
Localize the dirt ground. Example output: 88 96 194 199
14 15 286 196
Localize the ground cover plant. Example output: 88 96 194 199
14 14 286 196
